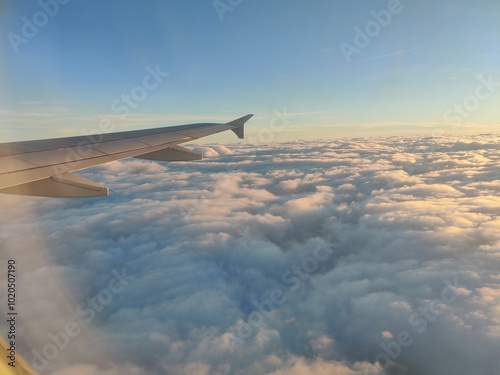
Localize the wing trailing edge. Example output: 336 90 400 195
0 173 108 198
135 146 202 161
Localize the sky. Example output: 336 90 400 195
1 135 500 374
1 0 500 142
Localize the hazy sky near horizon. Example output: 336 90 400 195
1 0 500 141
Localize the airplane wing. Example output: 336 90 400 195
0 114 253 198
1 337 38 374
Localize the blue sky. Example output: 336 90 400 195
1 0 499 141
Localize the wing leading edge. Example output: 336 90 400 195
0 114 253 198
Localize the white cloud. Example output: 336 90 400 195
1 134 500 374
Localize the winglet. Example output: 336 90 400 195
227 114 253 139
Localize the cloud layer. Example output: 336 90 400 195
1 134 500 375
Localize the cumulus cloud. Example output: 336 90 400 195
1 134 500 374
193 145 235 158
